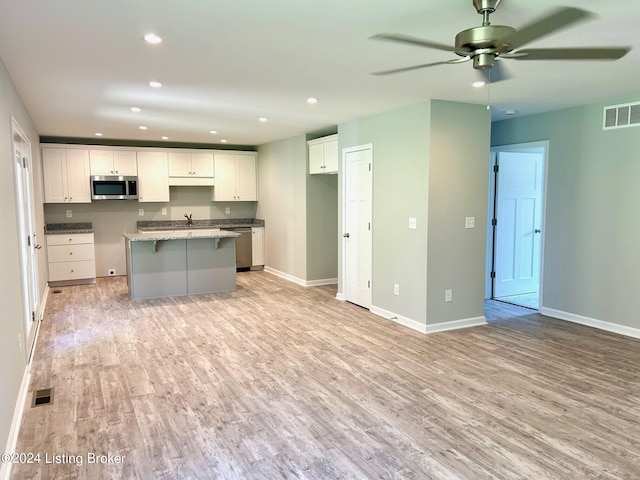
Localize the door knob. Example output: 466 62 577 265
534 229 542 233
343 233 350 238
34 244 42 250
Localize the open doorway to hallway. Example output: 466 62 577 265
486 141 548 310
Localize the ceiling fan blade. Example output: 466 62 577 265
370 33 456 52
504 7 594 50
510 47 631 61
479 60 510 84
371 57 470 76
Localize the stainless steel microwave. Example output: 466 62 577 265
90 175 138 200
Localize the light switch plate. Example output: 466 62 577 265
409 217 417 230
465 217 475 229
138 208 144 216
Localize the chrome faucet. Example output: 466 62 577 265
184 214 193 226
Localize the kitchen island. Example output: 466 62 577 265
124 230 240 300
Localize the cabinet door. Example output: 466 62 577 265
308 143 325 174
251 227 264 266
213 154 237 201
191 153 214 177
113 151 137 176
137 151 169 202
65 150 91 203
323 139 339 174
168 152 192 177
89 150 114 175
235 154 257 201
42 148 69 203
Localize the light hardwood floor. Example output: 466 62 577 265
11 272 640 479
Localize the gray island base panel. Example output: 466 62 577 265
124 231 240 300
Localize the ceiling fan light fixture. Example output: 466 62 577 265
473 53 495 70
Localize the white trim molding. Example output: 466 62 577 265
370 305 487 334
541 307 640 339
264 267 337 287
1 367 31 480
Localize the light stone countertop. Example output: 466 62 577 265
124 230 240 242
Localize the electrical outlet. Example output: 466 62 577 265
161 208 167 216
409 217 417 230
225 207 231 214
394 283 399 295
138 208 144 216
18 333 23 353
465 217 475 229
445 289 453 302
108 269 116 276
66 210 72 218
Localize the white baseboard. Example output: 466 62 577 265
540 307 640 339
370 306 487 334
1 367 31 480
263 267 337 287
335 292 345 301
424 316 487 334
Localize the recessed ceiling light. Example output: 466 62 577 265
131 107 141 112
161 136 169 140
94 132 103 137
306 97 318 104
473 81 486 88
209 130 218 134
149 81 162 88
220 139 228 143
258 117 268 123
139 125 148 130
144 33 162 44
505 109 518 116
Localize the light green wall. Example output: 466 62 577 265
427 101 490 324
492 96 640 329
305 173 338 281
256 135 308 280
339 101 432 322
338 100 490 326
0 58 46 452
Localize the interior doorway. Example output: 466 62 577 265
486 141 548 310
342 144 373 309
12 119 40 362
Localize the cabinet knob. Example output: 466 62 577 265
70 252 73 255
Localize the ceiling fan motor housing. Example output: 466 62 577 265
472 0 501 14
455 25 515 68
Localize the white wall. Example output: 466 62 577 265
0 57 46 457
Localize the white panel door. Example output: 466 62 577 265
344 145 372 308
494 151 543 297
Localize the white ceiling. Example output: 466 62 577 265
0 0 638 146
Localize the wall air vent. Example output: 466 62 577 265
603 102 640 130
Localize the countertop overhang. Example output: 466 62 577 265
124 230 240 242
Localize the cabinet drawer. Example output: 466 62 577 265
46 233 94 246
49 260 96 281
47 244 95 263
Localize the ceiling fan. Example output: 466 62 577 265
370 0 631 82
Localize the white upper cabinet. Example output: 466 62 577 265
89 150 137 176
168 151 214 185
137 151 169 202
42 148 91 203
213 152 257 201
308 134 338 174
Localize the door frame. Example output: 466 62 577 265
338 143 373 306
485 141 549 308
11 118 41 362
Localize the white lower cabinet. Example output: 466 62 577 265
47 233 96 284
251 227 264 267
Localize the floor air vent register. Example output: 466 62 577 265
32 388 54 407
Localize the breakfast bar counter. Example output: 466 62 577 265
124 230 240 300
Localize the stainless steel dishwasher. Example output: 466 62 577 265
224 227 252 271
